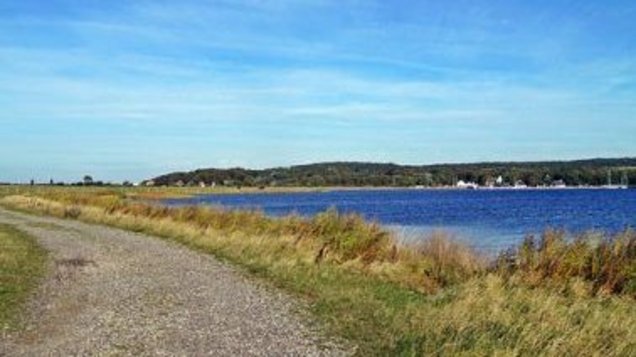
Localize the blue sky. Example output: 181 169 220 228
1 0 635 182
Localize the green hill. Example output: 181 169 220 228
148 158 636 187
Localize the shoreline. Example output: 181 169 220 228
160 184 632 198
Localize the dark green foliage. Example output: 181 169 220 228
149 158 636 187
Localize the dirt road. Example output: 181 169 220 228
0 207 344 356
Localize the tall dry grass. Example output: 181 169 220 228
0 193 486 293
1 188 634 297
1 188 635 355
413 232 486 285
497 229 636 297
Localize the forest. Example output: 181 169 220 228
148 158 636 187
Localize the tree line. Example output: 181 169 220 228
148 158 636 188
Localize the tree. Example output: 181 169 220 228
146 158 636 188
83 175 93 185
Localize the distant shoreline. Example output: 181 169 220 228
179 184 633 194
148 184 632 200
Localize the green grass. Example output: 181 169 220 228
193 236 636 355
0 187 635 355
0 224 47 331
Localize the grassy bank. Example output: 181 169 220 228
0 224 47 331
0 184 331 200
0 187 634 355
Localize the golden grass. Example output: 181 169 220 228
498 229 636 296
0 194 479 294
0 184 321 201
1 187 635 355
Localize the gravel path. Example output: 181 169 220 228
0 207 346 356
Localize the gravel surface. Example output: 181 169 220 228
0 207 347 356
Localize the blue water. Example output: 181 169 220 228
162 189 636 251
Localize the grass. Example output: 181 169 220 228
497 230 636 296
0 223 47 331
0 184 328 200
0 186 635 355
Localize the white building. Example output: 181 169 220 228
552 179 566 188
514 180 527 188
457 180 478 189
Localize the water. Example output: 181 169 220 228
162 189 636 251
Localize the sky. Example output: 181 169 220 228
1 0 635 183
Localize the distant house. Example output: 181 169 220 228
552 179 566 188
457 180 478 189
175 180 185 187
199 181 206 188
144 180 155 187
496 176 504 186
514 180 527 188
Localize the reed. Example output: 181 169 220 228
1 193 479 292
496 229 636 296
2 187 634 296
1 187 635 355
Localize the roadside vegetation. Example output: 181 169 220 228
0 186 634 355
0 223 47 331
0 183 320 200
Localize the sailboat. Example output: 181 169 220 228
604 170 629 189
621 172 630 189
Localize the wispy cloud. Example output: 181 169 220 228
0 0 635 181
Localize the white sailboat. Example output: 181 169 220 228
621 172 629 189
604 170 628 189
